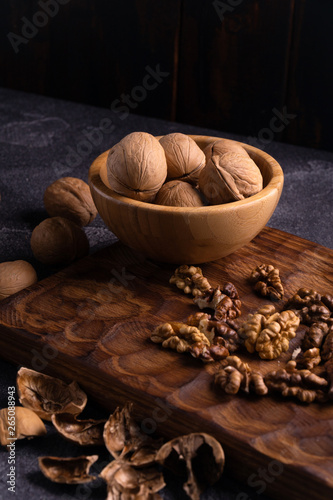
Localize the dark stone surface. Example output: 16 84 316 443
0 87 332 500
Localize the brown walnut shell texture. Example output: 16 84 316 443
0 260 37 300
39 455 98 484
43 177 97 227
204 138 249 162
0 407 46 445
30 216 89 265
155 180 204 207
17 367 87 420
106 132 167 202
159 132 206 184
199 151 263 204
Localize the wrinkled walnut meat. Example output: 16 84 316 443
285 288 332 325
156 433 224 500
51 413 105 446
151 320 229 362
169 265 212 297
17 367 87 420
249 264 284 300
100 460 165 500
238 305 300 359
194 282 242 322
187 312 241 353
0 407 46 446
39 455 98 484
265 360 328 403
322 326 333 361
214 356 268 396
294 347 321 370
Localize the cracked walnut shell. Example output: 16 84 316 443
106 132 167 202
159 132 206 184
154 180 204 207
198 151 263 204
0 260 37 300
44 177 97 227
0 407 46 445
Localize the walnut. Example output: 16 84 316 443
17 367 87 420
284 288 331 325
302 321 329 350
0 260 37 300
203 138 249 163
43 177 97 226
156 433 224 500
169 265 212 297
39 455 98 484
238 306 300 359
151 321 229 362
106 132 167 202
100 460 165 499
51 413 105 446
154 180 204 207
159 132 205 184
249 264 284 300
295 348 321 370
321 325 333 361
265 362 328 403
324 358 333 400
214 356 251 394
187 312 240 352
30 216 89 265
194 282 241 321
198 151 263 205
0 407 46 446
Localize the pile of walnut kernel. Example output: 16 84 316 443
150 264 333 404
105 131 263 207
0 367 224 500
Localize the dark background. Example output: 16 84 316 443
1 0 333 152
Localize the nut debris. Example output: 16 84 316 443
39 455 98 484
17 367 87 421
0 407 46 446
51 413 106 446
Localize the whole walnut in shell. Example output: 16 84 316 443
0 260 37 300
199 152 263 204
155 180 204 207
159 133 205 184
204 138 249 162
30 216 89 265
44 177 97 227
106 132 167 202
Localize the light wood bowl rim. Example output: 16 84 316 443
89 135 284 214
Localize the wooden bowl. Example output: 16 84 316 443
88 135 284 264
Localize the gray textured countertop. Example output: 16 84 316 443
0 88 332 500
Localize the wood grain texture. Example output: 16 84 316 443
0 227 332 499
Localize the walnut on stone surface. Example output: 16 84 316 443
0 260 37 300
44 177 97 227
30 216 89 265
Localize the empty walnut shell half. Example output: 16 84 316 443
156 433 224 500
0 260 37 300
51 413 105 446
106 132 167 202
0 407 46 446
17 367 87 421
100 460 165 499
103 402 143 459
198 152 263 204
39 455 98 484
155 180 204 207
44 177 97 227
159 132 205 184
30 216 89 265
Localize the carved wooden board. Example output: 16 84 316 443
0 227 332 500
